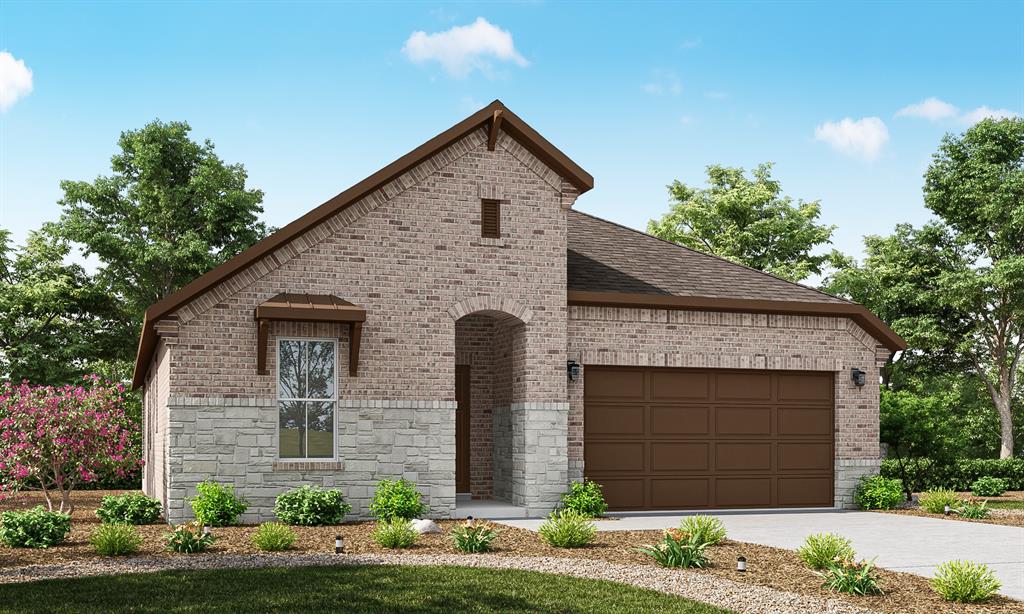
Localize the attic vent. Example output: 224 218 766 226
481 199 501 238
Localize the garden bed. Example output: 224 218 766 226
876 491 1024 528
0 491 1018 613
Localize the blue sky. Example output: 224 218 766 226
2 1 1022 266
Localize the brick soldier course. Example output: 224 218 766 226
134 101 905 523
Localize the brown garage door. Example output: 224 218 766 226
584 367 834 510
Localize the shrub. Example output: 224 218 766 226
919 489 960 514
274 485 352 526
560 480 608 518
369 479 425 521
165 522 216 553
451 519 500 553
538 509 597 548
189 480 248 527
797 533 856 570
372 519 418 549
90 523 143 556
881 457 1024 492
251 522 296 552
957 500 989 519
854 475 903 510
817 557 884 596
0 506 71 548
96 492 162 525
678 515 727 546
637 529 710 568
971 476 1007 497
931 560 1001 602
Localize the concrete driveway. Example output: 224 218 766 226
500 511 1024 600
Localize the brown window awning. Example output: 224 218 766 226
255 293 366 376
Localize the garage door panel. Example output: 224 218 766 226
651 478 709 508
599 479 647 510
778 442 832 471
715 406 772 435
585 369 645 400
651 442 709 471
716 477 772 506
585 442 646 472
651 371 709 400
716 373 771 400
651 406 710 435
716 442 772 471
778 407 832 436
778 477 833 506
585 405 645 436
778 373 833 402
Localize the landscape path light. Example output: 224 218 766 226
335 535 345 554
736 556 746 572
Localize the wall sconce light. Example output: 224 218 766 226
335 535 345 554
850 368 866 387
736 556 747 572
567 360 581 382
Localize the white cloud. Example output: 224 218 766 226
680 37 702 49
402 17 528 78
896 97 959 121
0 51 33 112
642 69 682 96
814 117 889 160
960 105 1020 124
679 115 695 125
704 90 728 100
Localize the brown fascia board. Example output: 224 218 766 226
567 290 908 353
131 100 594 389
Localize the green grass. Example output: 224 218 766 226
984 500 1024 510
0 564 733 614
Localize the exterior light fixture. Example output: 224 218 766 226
202 525 211 536
944 504 951 516
850 368 866 387
567 360 581 382
736 556 746 572
335 535 345 554
466 515 474 521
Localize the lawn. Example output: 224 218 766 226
0 564 730 614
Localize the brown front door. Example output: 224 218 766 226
455 365 471 493
584 367 834 511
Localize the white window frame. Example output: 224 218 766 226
275 337 338 461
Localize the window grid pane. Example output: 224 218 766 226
278 339 336 459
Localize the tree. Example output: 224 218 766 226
57 120 268 362
647 163 839 282
0 227 125 384
879 388 957 500
0 376 141 512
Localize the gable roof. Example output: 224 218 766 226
131 100 594 388
566 210 906 352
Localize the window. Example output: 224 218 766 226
277 339 336 459
481 199 501 238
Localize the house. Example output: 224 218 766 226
133 101 906 523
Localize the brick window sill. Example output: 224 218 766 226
473 237 506 247
272 460 344 471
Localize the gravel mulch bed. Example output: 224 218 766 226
1 491 1020 613
876 491 1024 528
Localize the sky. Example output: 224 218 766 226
1 1 1022 267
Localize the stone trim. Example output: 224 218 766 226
447 296 534 325
509 402 569 412
337 399 457 409
168 397 276 408
272 461 344 471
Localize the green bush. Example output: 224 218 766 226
274 485 352 526
560 480 608 518
95 492 162 525
369 479 425 521
797 533 856 570
451 519 500 553
0 507 71 548
637 528 710 568
854 475 903 510
251 522 296 552
678 515 726 546
538 509 597 548
165 522 216 553
90 523 143 556
919 489 960 514
957 500 989 519
881 457 1024 492
817 557 884 596
971 476 1007 497
189 480 248 527
372 519 418 549
931 560 1001 602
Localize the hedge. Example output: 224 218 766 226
881 457 1024 492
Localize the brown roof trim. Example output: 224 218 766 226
567 290 907 352
131 101 593 389
254 293 366 323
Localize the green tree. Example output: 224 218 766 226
0 227 124 384
647 163 839 282
56 120 268 362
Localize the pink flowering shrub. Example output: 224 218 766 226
0 375 142 513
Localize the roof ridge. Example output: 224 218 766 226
568 209 854 304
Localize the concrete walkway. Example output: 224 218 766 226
500 511 1024 600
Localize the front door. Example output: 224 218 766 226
455 365 471 493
